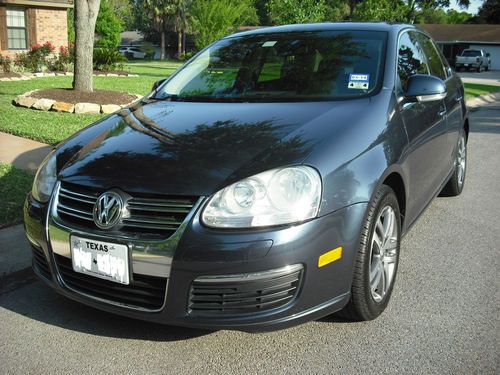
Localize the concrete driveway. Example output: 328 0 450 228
0 101 499 374
458 70 500 86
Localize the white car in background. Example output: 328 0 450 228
119 47 146 59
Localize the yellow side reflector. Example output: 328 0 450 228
318 247 343 268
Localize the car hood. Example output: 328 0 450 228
58 98 370 196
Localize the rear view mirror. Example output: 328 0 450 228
405 74 447 102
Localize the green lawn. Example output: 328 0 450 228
0 162 34 227
0 63 498 145
0 61 182 144
463 83 500 101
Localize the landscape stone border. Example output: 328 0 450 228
0 72 139 82
14 89 143 114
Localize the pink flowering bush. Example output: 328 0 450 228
0 54 12 73
14 41 56 72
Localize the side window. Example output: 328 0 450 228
417 34 447 80
397 32 428 92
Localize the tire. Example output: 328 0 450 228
337 185 401 321
440 129 467 197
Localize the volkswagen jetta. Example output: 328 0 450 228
24 23 468 331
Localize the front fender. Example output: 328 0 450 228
306 90 408 216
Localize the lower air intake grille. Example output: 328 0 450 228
32 246 51 279
189 264 303 316
54 254 167 310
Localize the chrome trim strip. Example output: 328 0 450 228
59 187 97 200
128 199 194 208
59 192 96 204
417 92 447 102
122 217 183 225
194 264 304 284
58 203 93 217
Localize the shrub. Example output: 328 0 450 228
48 44 75 72
93 48 126 71
14 41 55 72
140 42 156 59
95 0 123 48
0 54 12 73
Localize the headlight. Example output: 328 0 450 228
32 150 57 203
202 166 322 228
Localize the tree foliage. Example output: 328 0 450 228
353 0 411 22
445 9 472 24
107 0 135 29
189 0 258 49
474 0 500 24
95 0 123 48
267 0 328 24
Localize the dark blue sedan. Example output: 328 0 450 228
25 22 468 331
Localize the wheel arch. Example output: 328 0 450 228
464 117 470 142
381 171 407 228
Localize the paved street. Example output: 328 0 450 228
1 101 499 374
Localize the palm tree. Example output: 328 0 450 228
167 0 190 58
144 0 169 59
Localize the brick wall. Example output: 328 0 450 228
34 7 68 49
0 6 68 57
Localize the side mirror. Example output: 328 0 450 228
486 52 490 57
152 78 167 92
405 74 446 102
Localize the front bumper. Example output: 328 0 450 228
24 192 367 332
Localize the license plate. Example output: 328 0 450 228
464 64 469 67
70 235 130 284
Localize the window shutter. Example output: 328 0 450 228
26 8 37 48
0 6 7 50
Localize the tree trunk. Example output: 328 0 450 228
160 29 166 60
73 0 101 93
177 30 182 58
182 31 186 55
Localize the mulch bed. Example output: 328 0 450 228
0 72 22 78
30 88 136 105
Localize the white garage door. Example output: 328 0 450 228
470 44 500 70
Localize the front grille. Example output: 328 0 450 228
54 254 167 310
56 181 198 238
32 246 51 279
189 264 303 316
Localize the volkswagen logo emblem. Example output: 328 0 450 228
93 191 124 229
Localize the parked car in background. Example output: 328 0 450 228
455 49 491 72
118 46 146 59
25 23 468 332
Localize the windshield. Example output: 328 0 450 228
462 50 481 57
155 30 387 102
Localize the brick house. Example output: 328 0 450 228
0 0 72 57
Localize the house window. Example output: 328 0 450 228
6 7 27 49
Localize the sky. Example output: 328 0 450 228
446 0 483 15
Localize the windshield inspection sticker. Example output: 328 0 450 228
348 74 370 89
262 41 277 47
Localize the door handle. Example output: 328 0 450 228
438 107 447 117
455 96 463 102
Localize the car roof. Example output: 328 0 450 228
227 22 415 39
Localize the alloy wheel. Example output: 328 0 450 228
457 134 466 187
369 206 398 303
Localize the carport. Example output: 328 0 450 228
418 24 500 70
